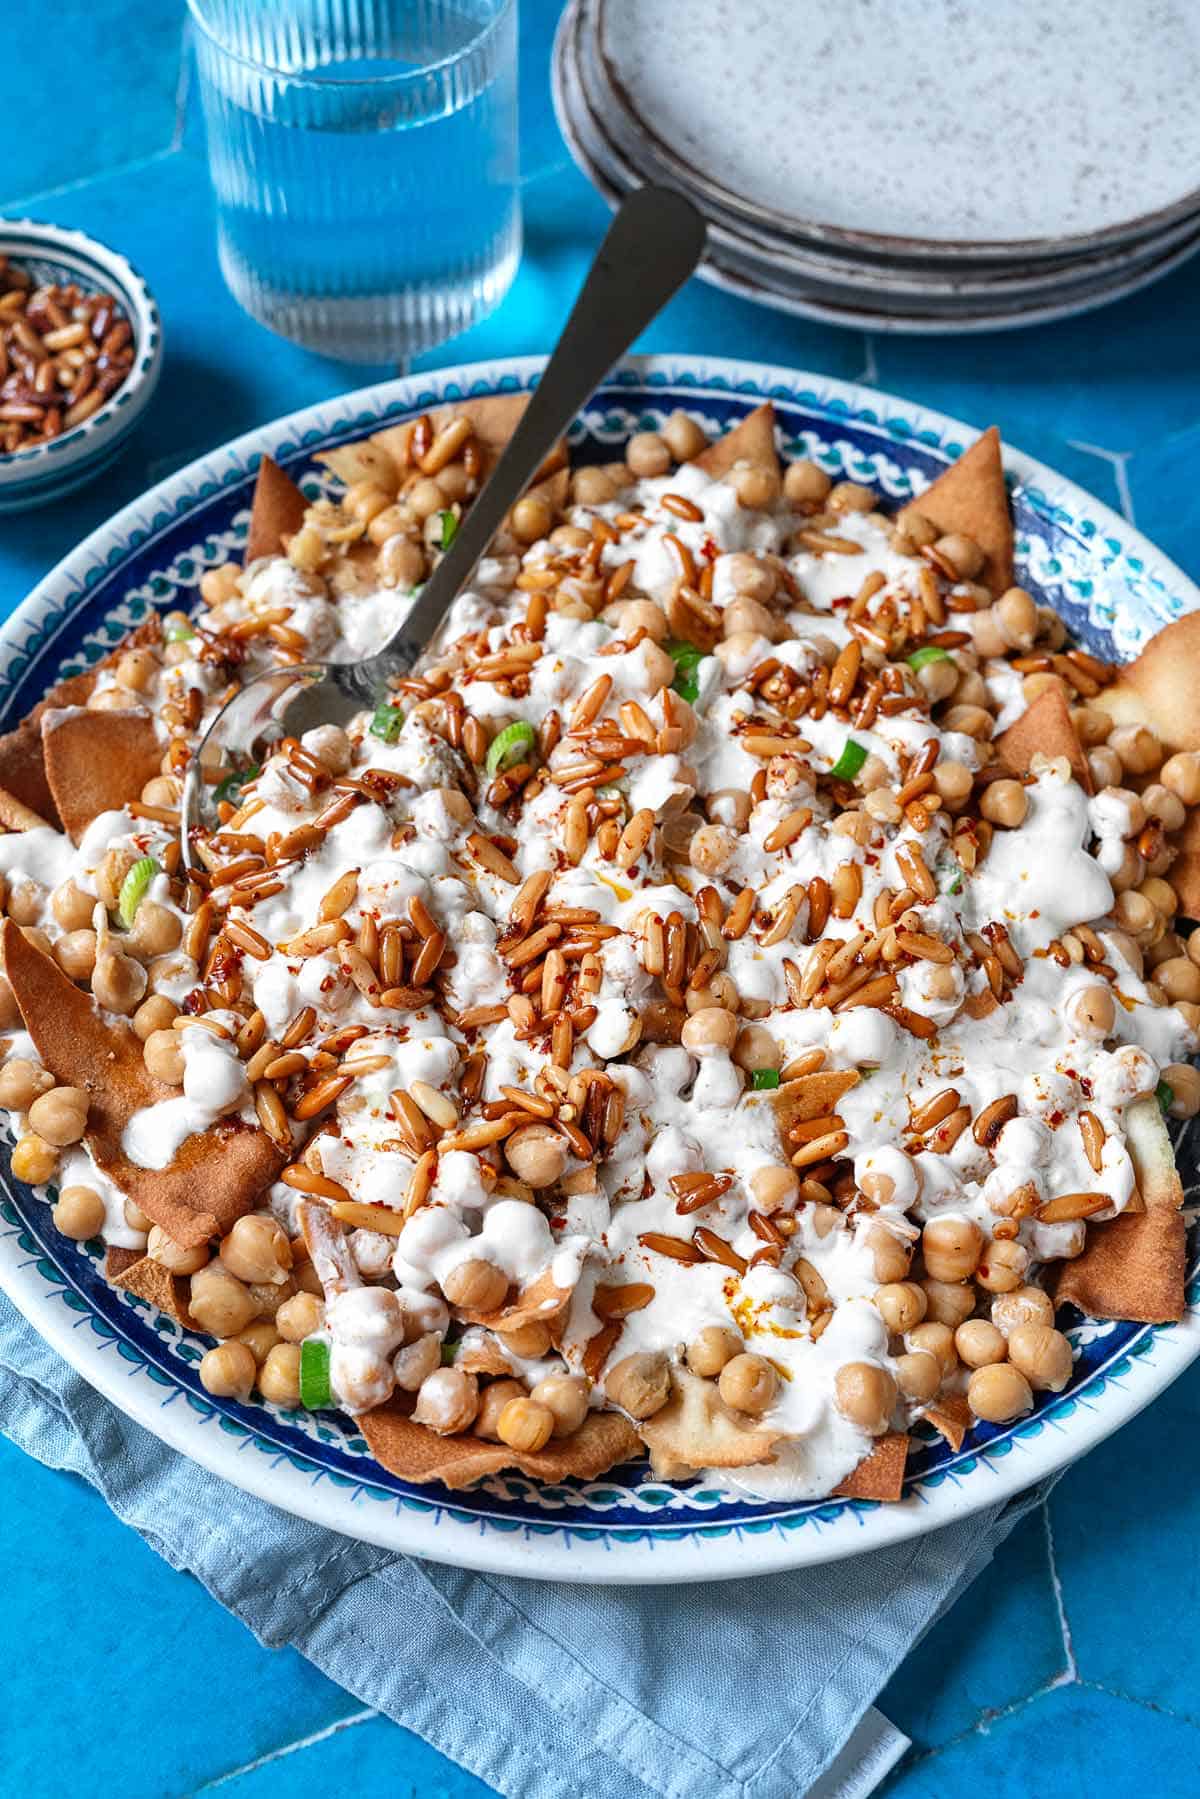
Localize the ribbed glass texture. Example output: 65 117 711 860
187 0 521 363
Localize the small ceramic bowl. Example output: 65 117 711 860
0 219 163 513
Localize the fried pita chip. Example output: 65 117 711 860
457 1339 515 1377
0 615 161 826
997 684 1092 792
105 1245 142 1281
41 707 163 844
2 920 282 1247
0 786 50 832
769 1069 860 1135
922 1394 971 1453
456 1265 572 1335
1053 1206 1186 1324
297 1199 359 1295
832 1432 910 1501
244 455 308 564
693 402 778 481
637 1368 779 1471
1168 806 1200 920
107 1249 196 1329
1123 1094 1184 1210
315 437 406 493
900 426 1013 597
359 1397 640 1490
1095 610 1200 753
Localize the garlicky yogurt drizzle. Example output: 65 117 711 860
2 405 1198 1501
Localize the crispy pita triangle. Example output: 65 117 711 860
457 1339 515 1377
244 455 308 564
769 1069 860 1135
832 1431 909 1501
922 1394 971 1452
0 786 50 832
637 1367 779 1471
997 684 1092 792
692 402 778 480
107 1249 196 1328
1052 1206 1186 1324
0 615 161 827
1094 610 1200 752
902 426 1013 597
1168 806 1200 920
359 1395 640 1490
2 920 282 1247
1123 1094 1184 1210
41 708 162 844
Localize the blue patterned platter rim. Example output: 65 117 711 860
0 220 164 512
1 353 1197 1584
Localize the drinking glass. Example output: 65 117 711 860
187 0 521 364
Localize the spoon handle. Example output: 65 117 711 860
371 186 706 675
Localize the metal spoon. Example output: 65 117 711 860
182 186 706 849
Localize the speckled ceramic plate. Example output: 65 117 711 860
1 354 1198 1582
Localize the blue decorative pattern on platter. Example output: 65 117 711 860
1 354 1197 1583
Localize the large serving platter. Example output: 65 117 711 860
1 353 1197 1582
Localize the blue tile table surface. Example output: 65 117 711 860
1 5 1199 1795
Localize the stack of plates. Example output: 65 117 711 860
553 0 1200 334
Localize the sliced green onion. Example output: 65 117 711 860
164 620 195 644
438 509 459 551
299 1338 332 1409
907 645 952 671
486 720 535 776
829 738 868 782
1156 1079 1175 1116
213 764 259 807
369 702 404 744
117 856 158 929
440 1338 460 1366
945 874 964 897
751 1068 781 1091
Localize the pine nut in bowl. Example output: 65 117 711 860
0 219 162 513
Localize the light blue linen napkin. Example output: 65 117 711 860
0 1289 1051 1799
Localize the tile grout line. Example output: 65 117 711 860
1041 1501 1078 1687
1067 437 1136 526
3 146 180 215
189 1708 378 1793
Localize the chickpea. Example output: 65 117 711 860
497 1396 556 1454
688 824 737 875
935 532 984 579
1161 750 1200 806
867 1222 914 1284
141 775 182 809
392 1331 442 1392
826 479 875 514
723 596 777 640
220 1214 293 1285
495 1321 551 1361
1139 877 1179 919
662 409 708 462
894 1350 942 1404
237 1320 282 1364
147 1224 210 1275
53 929 97 981
939 703 993 741
94 847 137 910
405 475 444 521
733 1024 782 1073
733 463 781 510
1155 957 1200 1004
530 1373 590 1437
51 879 96 932
907 1322 958 1379
131 993 178 1040
967 1362 1033 1424
616 598 669 642
189 1265 260 1338
605 1350 670 1420
686 1325 743 1378
834 1361 897 1435
504 1123 568 1189
902 1278 965 1332
273 1291 324 1342
1109 723 1163 776
706 788 753 831
955 1319 1008 1369
685 973 739 1016
626 431 671 478
932 760 973 812
1007 1323 1073 1393
952 669 989 709
1141 783 1186 832
979 779 1028 829
917 657 960 704
748 1164 799 1216
0 1059 55 1111
922 1215 984 1282
1161 1062 1200 1118
1086 744 1123 790
128 901 182 960
27 1085 88 1147
143 1028 185 1085
199 1340 257 1401
295 1259 324 1297
511 493 553 545
1113 890 1158 939
53 1185 106 1241
991 1285 1055 1337
199 564 242 605
1109 843 1146 894
722 550 778 605
91 949 147 1015
413 1366 480 1434
572 465 618 506
124 1200 152 1233
680 1007 738 1056
5 878 44 927
475 1378 528 1441
874 1281 927 1333
379 536 426 587
784 459 832 506
976 1237 1029 1294
258 1342 303 1407
718 1352 779 1415
11 1134 58 1184
995 586 1038 650
441 1258 510 1319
